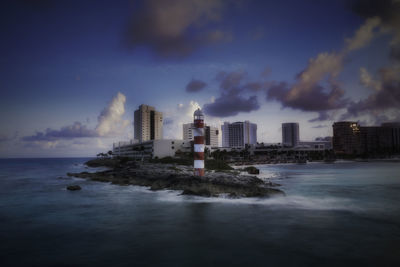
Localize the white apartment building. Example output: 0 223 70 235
182 123 219 147
134 104 163 143
221 121 257 147
113 139 190 159
282 122 299 147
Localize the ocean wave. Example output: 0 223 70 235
154 190 361 211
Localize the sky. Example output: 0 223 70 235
0 0 399 157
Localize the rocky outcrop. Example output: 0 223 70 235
242 166 260 174
67 185 81 191
67 162 284 198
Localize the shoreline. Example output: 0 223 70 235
67 160 284 198
230 157 400 167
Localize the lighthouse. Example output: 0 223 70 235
193 108 205 176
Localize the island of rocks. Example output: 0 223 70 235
67 158 284 198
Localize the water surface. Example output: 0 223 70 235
1 158 399 266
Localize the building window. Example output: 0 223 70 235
171 146 174 149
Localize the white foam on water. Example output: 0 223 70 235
154 190 361 211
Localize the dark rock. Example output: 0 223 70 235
65 162 284 198
244 166 260 174
181 188 213 197
85 158 120 168
67 185 81 191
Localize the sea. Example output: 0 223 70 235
0 158 400 267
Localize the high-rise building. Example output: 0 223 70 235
221 121 257 147
205 125 219 147
282 123 299 147
183 123 219 147
333 121 400 155
134 104 163 143
381 122 400 153
332 121 360 154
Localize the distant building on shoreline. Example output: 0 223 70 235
333 121 400 155
222 121 257 147
183 123 219 147
134 104 163 143
113 139 189 159
282 122 299 147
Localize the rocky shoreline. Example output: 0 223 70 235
67 160 284 198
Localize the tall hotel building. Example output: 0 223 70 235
282 122 300 147
183 123 219 147
221 121 257 147
332 121 360 154
333 121 400 155
134 104 163 143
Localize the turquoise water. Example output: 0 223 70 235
0 158 400 266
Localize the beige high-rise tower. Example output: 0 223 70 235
134 104 163 143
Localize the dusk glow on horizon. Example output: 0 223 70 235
1 0 399 157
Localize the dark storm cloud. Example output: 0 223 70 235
203 71 264 117
22 122 98 141
124 0 232 58
186 79 207 93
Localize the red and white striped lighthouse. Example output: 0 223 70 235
193 108 205 176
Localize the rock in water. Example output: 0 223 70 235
67 185 81 191
244 166 260 174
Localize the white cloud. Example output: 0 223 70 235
163 101 201 139
95 92 129 137
359 67 382 91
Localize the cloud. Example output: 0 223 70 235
359 67 382 91
95 92 129 136
22 92 129 142
265 52 347 116
186 79 207 92
345 17 381 52
338 0 400 124
264 12 388 119
312 125 328 129
163 101 201 139
308 111 332 123
344 65 400 119
267 74 347 112
204 95 259 117
124 0 232 58
351 0 400 60
203 71 263 117
22 122 98 141
287 52 344 102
